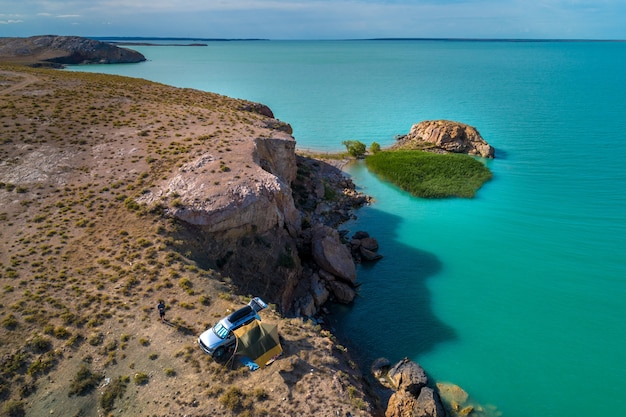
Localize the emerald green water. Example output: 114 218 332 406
68 40 626 416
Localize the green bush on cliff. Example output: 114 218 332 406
365 150 492 198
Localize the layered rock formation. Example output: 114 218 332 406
136 105 368 314
396 120 495 158
0 35 146 67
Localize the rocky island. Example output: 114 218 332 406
395 120 495 158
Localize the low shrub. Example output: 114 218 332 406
100 375 128 412
68 365 103 396
219 386 245 411
1 314 19 330
28 335 53 353
2 399 25 417
133 372 149 385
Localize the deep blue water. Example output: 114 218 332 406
68 40 626 416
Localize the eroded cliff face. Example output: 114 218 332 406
136 123 370 313
0 63 365 316
144 133 300 237
137 131 307 311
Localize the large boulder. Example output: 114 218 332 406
351 232 383 263
387 358 428 396
386 390 420 417
311 224 357 283
371 357 392 379
386 387 445 417
382 359 447 417
398 120 494 158
327 280 356 304
415 387 447 417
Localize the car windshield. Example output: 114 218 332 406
212 322 230 339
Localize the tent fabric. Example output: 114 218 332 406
233 320 282 369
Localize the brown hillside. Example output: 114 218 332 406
0 66 375 417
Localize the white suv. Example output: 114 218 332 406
198 297 267 358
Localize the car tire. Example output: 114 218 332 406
213 346 225 359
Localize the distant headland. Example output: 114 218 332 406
0 35 146 67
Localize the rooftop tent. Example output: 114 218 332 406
233 319 282 369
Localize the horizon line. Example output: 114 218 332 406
87 36 626 43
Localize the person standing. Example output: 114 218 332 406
157 300 166 322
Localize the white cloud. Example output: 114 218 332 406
0 19 24 24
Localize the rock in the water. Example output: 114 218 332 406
311 224 356 283
327 280 356 303
371 357 391 379
436 382 469 406
386 390 419 417
435 382 484 417
360 246 383 262
386 387 445 417
352 231 370 239
398 120 495 158
360 237 379 251
387 358 428 396
415 387 446 417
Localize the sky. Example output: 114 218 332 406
1 0 625 40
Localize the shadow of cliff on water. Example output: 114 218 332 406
327 205 456 369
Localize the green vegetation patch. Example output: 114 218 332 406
365 150 492 198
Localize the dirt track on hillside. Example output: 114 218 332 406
0 70 39 94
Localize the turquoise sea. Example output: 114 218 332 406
68 40 626 416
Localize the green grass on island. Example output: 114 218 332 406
365 150 493 198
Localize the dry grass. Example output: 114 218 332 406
0 65 375 417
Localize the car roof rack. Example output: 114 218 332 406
227 305 253 323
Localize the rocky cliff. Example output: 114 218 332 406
135 105 368 314
0 35 146 67
396 120 495 158
0 65 378 417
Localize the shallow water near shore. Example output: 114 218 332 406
68 40 626 416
